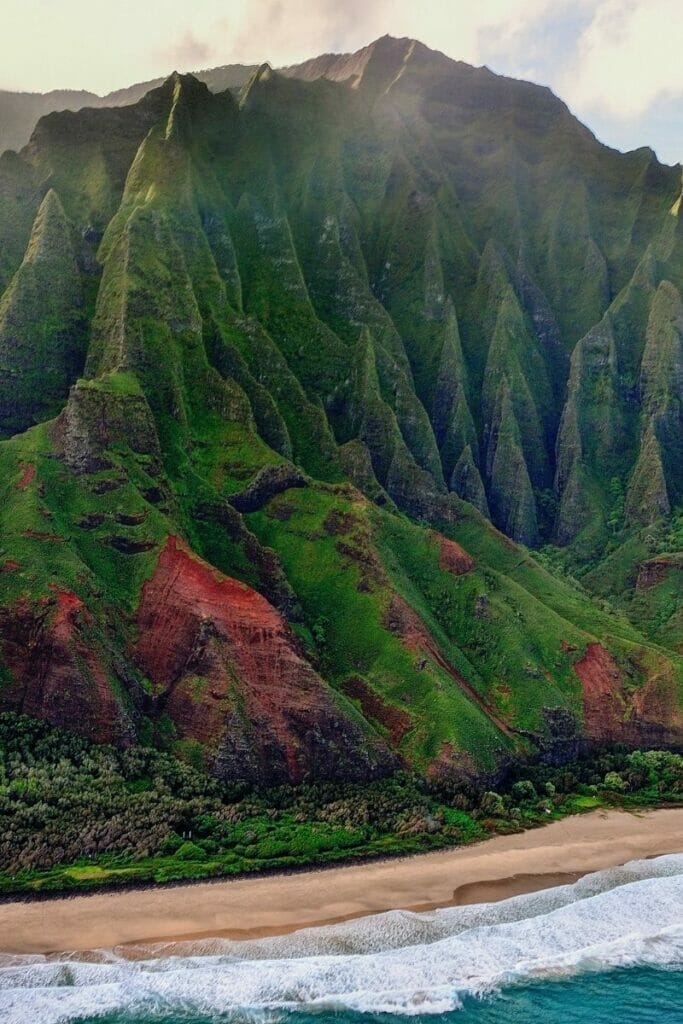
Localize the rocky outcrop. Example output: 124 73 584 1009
436 533 475 575
194 496 302 620
53 376 163 476
636 555 683 591
229 463 309 513
134 536 392 784
0 589 137 743
574 643 682 745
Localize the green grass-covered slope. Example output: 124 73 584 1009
0 37 681 784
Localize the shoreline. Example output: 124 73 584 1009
1 806 681 955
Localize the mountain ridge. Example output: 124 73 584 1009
2 35 679 165
0 39 681 784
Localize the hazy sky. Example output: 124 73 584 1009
3 0 682 164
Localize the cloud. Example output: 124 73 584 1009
562 0 683 120
133 0 678 162
4 0 676 160
213 0 576 70
218 0 394 67
156 30 215 71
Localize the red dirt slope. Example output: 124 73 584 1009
135 536 390 784
0 589 133 743
574 643 626 741
574 643 682 744
436 534 475 575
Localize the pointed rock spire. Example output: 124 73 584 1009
450 445 489 517
625 420 671 525
482 282 551 488
0 189 85 436
431 299 478 480
488 382 538 546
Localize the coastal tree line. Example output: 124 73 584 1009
0 713 681 894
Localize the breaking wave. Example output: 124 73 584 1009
0 853 681 1024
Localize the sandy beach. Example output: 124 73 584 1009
1 806 682 956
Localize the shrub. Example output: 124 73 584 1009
479 791 506 817
511 780 537 803
602 771 627 792
174 841 207 862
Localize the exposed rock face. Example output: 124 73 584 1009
135 536 392 784
636 556 682 591
194 496 302 620
53 378 163 476
574 643 682 745
0 590 136 743
229 464 309 513
437 533 475 575
105 535 157 554
573 643 627 742
340 675 412 747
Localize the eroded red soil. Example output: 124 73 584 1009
15 463 36 491
0 589 130 743
135 536 384 783
573 643 626 741
574 643 682 743
341 675 412 746
436 534 475 575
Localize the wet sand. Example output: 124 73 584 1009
1 807 682 955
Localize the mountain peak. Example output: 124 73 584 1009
143 71 220 139
239 62 282 108
158 69 211 98
25 187 70 262
280 34 457 102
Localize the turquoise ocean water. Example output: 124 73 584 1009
1 853 681 1024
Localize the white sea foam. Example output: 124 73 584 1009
0 854 682 1024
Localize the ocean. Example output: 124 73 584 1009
1 853 681 1024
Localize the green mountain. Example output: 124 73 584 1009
0 36 681 785
0 66 258 156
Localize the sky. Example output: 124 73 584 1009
2 0 682 164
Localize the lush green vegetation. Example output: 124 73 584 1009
0 39 680 790
0 713 680 897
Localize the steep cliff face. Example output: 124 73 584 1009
135 536 391 784
574 643 682 746
0 588 137 743
0 190 87 436
0 38 681 779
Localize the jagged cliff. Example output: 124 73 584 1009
0 37 681 782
